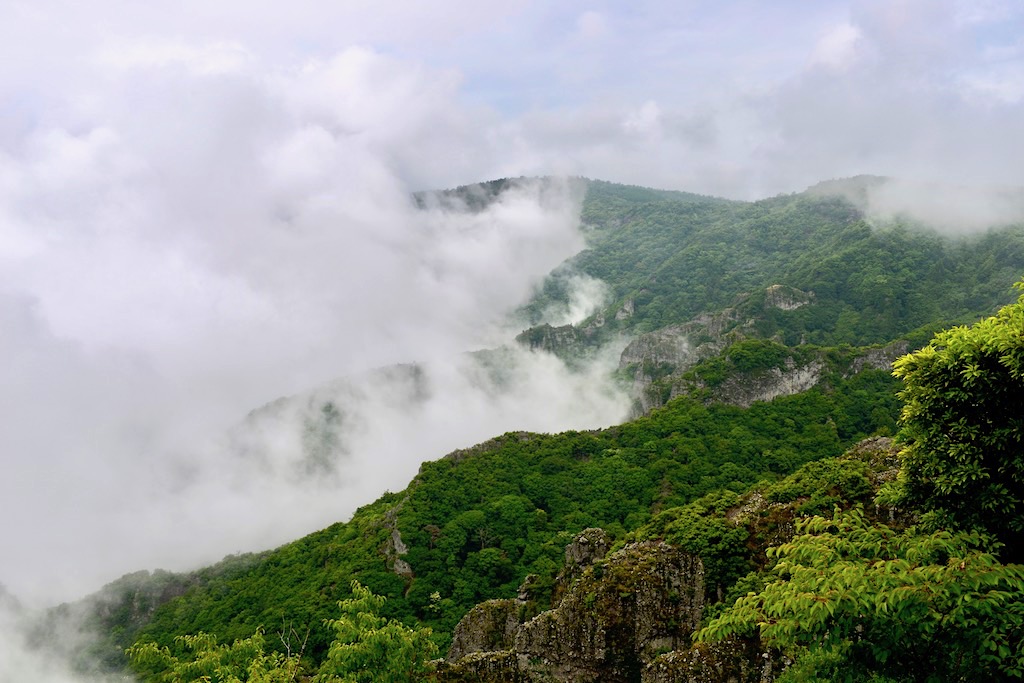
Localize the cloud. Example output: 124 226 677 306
573 10 611 43
864 177 1024 231
94 39 253 74
6 2 1023 201
533 273 610 328
743 0 1024 196
623 101 663 137
809 22 864 70
0 42 633 619
0 589 93 683
437 0 1024 199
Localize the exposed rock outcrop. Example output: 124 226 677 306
624 328 907 415
708 357 825 408
515 323 587 357
615 298 635 320
846 340 909 376
448 599 524 661
381 498 413 579
439 531 705 683
763 284 813 311
644 638 778 683
617 286 822 413
515 541 704 683
619 309 741 373
723 436 903 560
618 307 744 414
552 527 611 606
438 438 905 683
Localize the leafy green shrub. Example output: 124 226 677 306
764 457 873 515
892 281 1024 560
726 339 790 373
127 629 303 682
698 507 1024 681
316 582 437 683
128 582 437 683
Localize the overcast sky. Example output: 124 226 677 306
1 0 1023 648
4 0 1024 196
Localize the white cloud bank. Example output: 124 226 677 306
0 44 631 620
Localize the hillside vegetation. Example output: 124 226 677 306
43 178 1024 681
526 178 1024 347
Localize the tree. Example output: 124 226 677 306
314 581 437 683
697 507 1024 681
126 629 303 682
128 582 436 683
891 281 1024 558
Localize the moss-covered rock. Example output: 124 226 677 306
441 532 704 683
643 637 780 683
448 598 524 661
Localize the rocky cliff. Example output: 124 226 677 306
515 284 910 416
622 304 908 414
439 528 706 683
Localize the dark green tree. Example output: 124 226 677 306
891 281 1024 558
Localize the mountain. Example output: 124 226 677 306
226 175 1024 483
524 177 1024 347
33 177 1024 680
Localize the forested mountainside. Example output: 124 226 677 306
36 177 1024 681
524 177 1024 346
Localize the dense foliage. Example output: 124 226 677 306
699 508 1024 681
892 283 1024 560
526 180 1024 347
127 582 435 682
315 582 437 683
698 279 1024 681
127 629 303 682
132 369 899 662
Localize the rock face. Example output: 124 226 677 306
705 340 906 409
381 499 414 579
622 315 907 414
515 323 587 357
709 358 826 408
448 599 524 661
846 340 909 376
563 528 611 568
617 286 820 413
516 542 705 683
763 284 813 311
644 638 778 683
438 438 903 683
553 527 612 606
619 309 741 372
439 531 705 683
